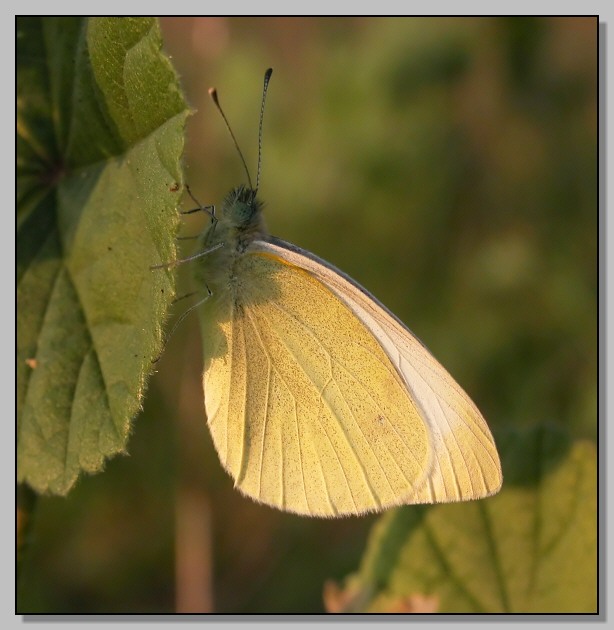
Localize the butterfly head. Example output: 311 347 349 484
222 184 263 229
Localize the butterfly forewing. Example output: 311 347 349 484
251 239 503 504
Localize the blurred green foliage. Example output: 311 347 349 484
17 17 596 613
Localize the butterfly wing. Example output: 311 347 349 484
199 238 502 517
256 238 503 505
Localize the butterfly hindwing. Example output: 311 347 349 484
200 247 431 517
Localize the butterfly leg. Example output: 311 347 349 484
152 285 214 363
150 242 224 270
183 184 216 220
176 184 219 241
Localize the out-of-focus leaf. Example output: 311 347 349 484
332 425 596 613
17 17 190 495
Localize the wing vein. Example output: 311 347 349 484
253 298 421 507
401 350 500 481
267 298 424 476
236 313 251 486
249 303 361 512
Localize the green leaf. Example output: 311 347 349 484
17 17 190 495
333 425 596 613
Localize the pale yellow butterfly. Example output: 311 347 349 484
190 69 502 517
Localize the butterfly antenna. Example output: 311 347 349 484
209 85 254 190
255 68 273 193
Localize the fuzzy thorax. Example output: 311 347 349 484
194 185 267 296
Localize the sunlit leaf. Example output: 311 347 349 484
17 17 189 495
334 425 596 613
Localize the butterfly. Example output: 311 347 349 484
181 69 501 517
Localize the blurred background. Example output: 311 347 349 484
18 17 597 613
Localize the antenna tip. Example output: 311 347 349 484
208 87 219 105
265 68 273 79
